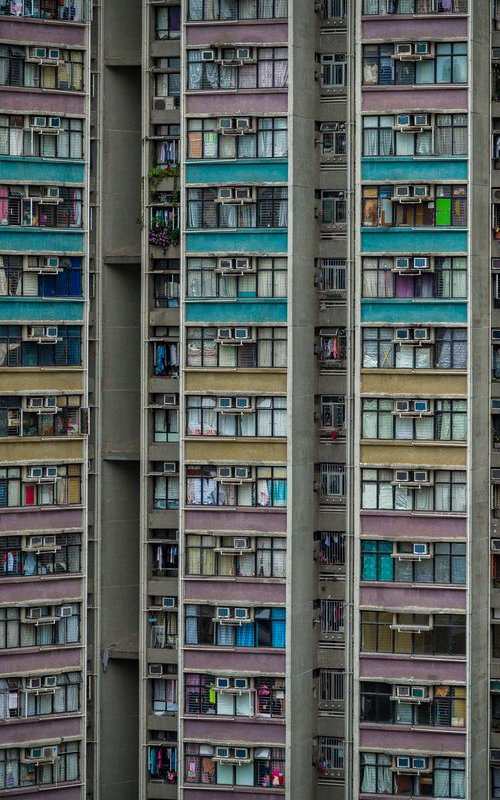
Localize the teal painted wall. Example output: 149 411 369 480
0 228 84 253
186 229 287 254
0 299 84 321
0 157 85 184
362 158 468 182
361 299 467 324
361 228 467 253
185 300 287 324
186 159 288 185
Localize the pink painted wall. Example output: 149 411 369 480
186 22 288 46
186 91 287 115
359 655 466 682
184 791 284 800
360 584 466 610
185 509 286 533
184 648 285 674
0 716 81 746
1 18 85 46
360 725 466 754
0 577 82 603
183 719 285 744
362 87 468 113
2 785 81 799
1 646 83 674
0 88 85 116
362 17 467 40
184 580 285 604
0 508 83 534
360 511 466 539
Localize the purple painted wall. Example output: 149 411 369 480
184 791 284 800
184 649 285 674
360 584 466 610
184 580 285 604
362 17 467 39
362 87 467 113
0 716 81 746
186 22 288 46
359 655 466 682
2 18 85 46
185 510 286 533
360 511 466 539
1 646 82 674
186 92 287 115
359 725 466 754
2 785 81 799
0 508 83 533
0 577 82 603
0 88 85 116
183 719 285 744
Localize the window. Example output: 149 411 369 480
186 465 287 508
0 534 82 577
185 534 286 578
493 765 500 799
153 273 180 308
320 599 344 634
316 737 344 769
361 468 467 513
154 124 180 167
0 115 84 159
0 45 84 91
316 260 346 295
320 54 347 88
363 0 467 13
0 464 81 508
185 675 285 718
0 325 82 367
186 396 286 438
155 58 181 98
360 753 465 797
0 742 80 790
0 395 82 438
320 464 346 499
153 329 179 378
0 0 84 20
185 605 286 649
184 743 285 787
361 540 466 584
187 0 287 21
361 398 467 441
361 611 466 656
155 5 180 39
362 114 467 157
153 677 178 714
153 476 179 510
187 117 287 159
321 123 347 156
150 610 178 649
362 43 468 86
148 745 177 783
362 327 467 370
362 256 466 299
0 604 81 649
153 409 179 443
317 531 345 566
187 257 287 298
187 48 288 91
321 191 346 225
323 0 347 17
186 327 287 369
151 538 178 577
319 669 344 701
187 187 287 229
317 329 347 368
0 673 81 720
362 184 467 228
0 185 83 228
319 396 345 432
360 681 466 727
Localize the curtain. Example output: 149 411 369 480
236 623 255 646
185 608 199 644
271 609 286 647
360 754 377 793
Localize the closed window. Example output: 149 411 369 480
185 605 286 649
155 6 180 38
360 753 465 797
186 465 287 507
187 117 287 159
362 113 467 156
0 742 80 790
362 42 467 86
0 534 82 577
184 675 285 718
187 187 287 229
0 604 81 649
186 327 287 369
186 396 286 438
321 191 346 224
361 468 467 513
184 743 285 788
363 0 467 13
0 325 82 367
0 464 81 508
0 186 83 228
361 256 466 299
187 257 287 298
320 54 347 88
362 327 467 370
187 47 288 91
321 122 347 155
361 611 466 656
362 184 467 228
362 398 467 441
0 45 84 90
361 540 466 584
0 672 81 720
153 476 179 510
188 0 287 20
1 0 84 20
185 534 286 578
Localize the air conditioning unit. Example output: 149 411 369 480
395 755 431 771
413 256 430 270
43 675 57 688
218 117 235 132
394 256 411 271
26 677 42 690
44 466 59 479
234 747 251 760
394 470 410 483
27 396 44 410
43 535 57 547
149 664 163 676
234 327 251 341
236 47 253 61
235 117 253 131
153 96 175 111
414 114 430 127
216 607 231 620
233 607 250 620
23 745 59 762
26 535 44 549
234 187 253 203
25 607 49 621
217 466 233 480
492 539 500 552
413 399 431 414
395 685 411 698
48 117 61 129
215 746 230 759
413 542 430 557
413 185 430 199
58 606 73 618
31 115 48 129
394 184 411 197
216 677 231 689
394 114 411 129
216 187 234 203
235 257 254 271
41 187 61 203
395 400 410 413
394 328 411 341
27 466 44 480
162 394 177 406
234 678 249 690
394 43 413 57
162 596 176 609
218 397 234 410
411 686 429 700
413 327 431 342
40 257 61 272
234 397 252 411
28 325 59 340
163 462 177 474
217 257 235 272
234 466 251 480
233 537 249 550
217 327 232 341
414 42 432 56
413 470 430 484
201 49 216 61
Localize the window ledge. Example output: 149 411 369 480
185 436 286 443
184 506 286 513
360 509 467 519
0 435 85 442
359 721 466 734
360 368 468 376
2 643 83 656
360 438 467 447
0 504 84 513
184 645 285 653
0 367 84 372
0 85 85 96
361 12 468 18
0 573 83 585
185 88 287 96
361 651 466 663
186 18 287 25
0 14 85 26
183 713 285 724
360 580 466 590
362 83 468 91
3 711 83 725
184 575 285 584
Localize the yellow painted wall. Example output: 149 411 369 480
361 443 466 468
185 370 287 394
0 438 84 462
361 371 467 397
185 439 287 463
0 370 84 393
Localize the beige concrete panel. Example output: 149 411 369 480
185 439 287 463
361 371 467 397
185 370 287 393
360 443 466 468
0 438 84 463
0 370 84 393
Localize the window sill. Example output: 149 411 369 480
360 580 466 591
185 436 286 443
361 225 467 232
183 713 285 724
0 504 84 513
185 88 288 96
360 651 466 662
0 85 86 97
186 18 287 25
0 366 84 372
2 643 83 656
3 711 83 725
360 509 467 519
360 438 467 447
0 435 85 442
361 12 468 18
184 506 286 513
184 645 286 653
0 573 83 585
359 721 466 734
0 296 84 301
185 367 287 373
360 368 467 375
0 14 85 25
184 575 285 584
362 83 468 91
361 155 467 161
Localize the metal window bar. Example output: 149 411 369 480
323 0 347 17
319 259 346 293
320 599 344 633
320 669 344 701
320 532 345 565
318 736 344 769
320 464 345 497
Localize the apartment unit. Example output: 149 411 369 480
0 1 89 798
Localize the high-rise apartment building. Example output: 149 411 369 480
2 0 499 799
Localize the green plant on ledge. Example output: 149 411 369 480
148 165 180 194
149 219 180 252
